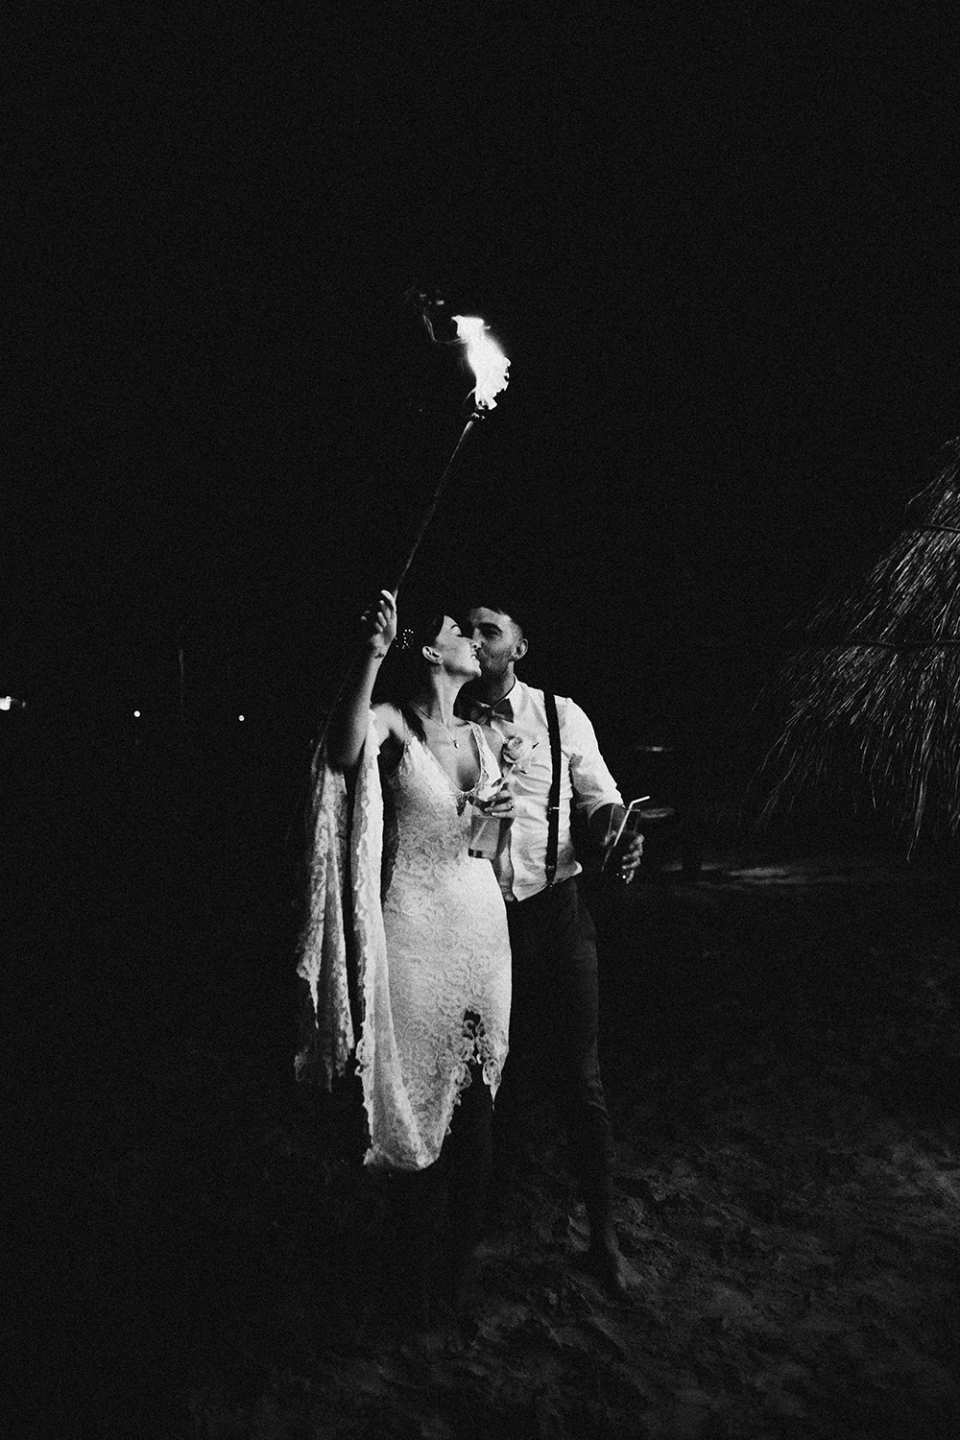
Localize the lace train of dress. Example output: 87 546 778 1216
358 721 511 1170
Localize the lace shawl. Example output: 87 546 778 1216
294 714 433 1168
294 719 378 1089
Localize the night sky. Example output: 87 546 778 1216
8 4 960 786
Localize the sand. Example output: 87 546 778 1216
10 844 960 1439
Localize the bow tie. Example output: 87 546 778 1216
467 696 514 725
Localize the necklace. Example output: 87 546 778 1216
412 704 467 749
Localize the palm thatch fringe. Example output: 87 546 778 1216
758 437 960 849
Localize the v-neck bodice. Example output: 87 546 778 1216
417 722 484 801
387 722 495 824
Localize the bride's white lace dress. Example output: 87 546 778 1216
358 720 511 1169
295 714 511 1171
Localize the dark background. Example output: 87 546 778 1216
7 11 960 1435
6 2 960 844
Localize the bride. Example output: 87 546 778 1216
323 589 513 1311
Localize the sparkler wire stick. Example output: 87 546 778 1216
307 410 482 760
391 411 480 594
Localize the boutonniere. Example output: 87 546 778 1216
499 732 538 778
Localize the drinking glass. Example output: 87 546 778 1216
601 798 648 883
469 795 504 859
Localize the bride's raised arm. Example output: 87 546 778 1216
326 589 402 769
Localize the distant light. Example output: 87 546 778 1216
133 710 141 718
238 714 245 722
0 697 12 711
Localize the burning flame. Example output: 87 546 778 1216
452 315 510 410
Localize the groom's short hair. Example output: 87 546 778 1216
466 599 528 644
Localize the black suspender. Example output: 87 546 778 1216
544 690 562 887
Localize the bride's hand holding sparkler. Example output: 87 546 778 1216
360 589 398 657
327 589 398 769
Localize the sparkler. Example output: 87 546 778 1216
451 315 511 411
310 304 511 753
391 314 510 594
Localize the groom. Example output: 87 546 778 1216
458 600 642 1294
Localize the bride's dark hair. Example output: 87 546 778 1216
373 610 447 745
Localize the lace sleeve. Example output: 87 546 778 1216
295 713 386 1088
294 748 353 1087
